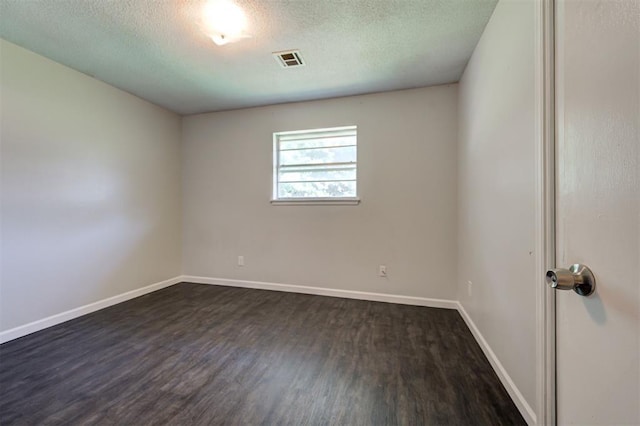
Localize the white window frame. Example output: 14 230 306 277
271 125 360 205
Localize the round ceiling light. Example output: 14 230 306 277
202 0 249 45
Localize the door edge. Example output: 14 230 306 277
535 0 557 425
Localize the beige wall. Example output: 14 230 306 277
182 85 458 300
0 40 182 331
457 0 537 418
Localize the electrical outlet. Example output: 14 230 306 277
238 255 244 267
378 265 387 277
467 280 473 297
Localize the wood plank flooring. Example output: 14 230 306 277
0 283 525 425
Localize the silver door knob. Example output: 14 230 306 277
545 264 596 296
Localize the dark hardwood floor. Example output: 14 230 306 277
0 283 525 425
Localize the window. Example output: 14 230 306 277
272 126 359 205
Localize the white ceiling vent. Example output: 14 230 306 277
273 50 305 68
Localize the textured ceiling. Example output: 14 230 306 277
0 0 497 115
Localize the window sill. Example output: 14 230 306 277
270 197 361 206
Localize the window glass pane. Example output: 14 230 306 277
279 135 355 151
278 167 356 183
279 145 356 166
278 181 356 198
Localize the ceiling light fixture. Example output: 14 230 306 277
202 0 251 46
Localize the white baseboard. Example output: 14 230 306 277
456 302 536 425
180 275 458 310
0 276 182 344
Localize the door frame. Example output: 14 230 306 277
535 0 556 424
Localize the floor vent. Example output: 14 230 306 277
273 50 305 68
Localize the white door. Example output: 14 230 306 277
555 0 639 424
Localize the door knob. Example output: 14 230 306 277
545 264 595 296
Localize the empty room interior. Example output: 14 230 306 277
2 0 639 425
